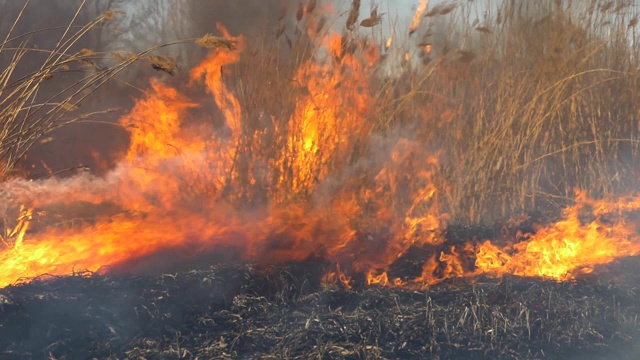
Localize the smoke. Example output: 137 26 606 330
0 148 210 214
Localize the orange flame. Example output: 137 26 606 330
276 32 374 197
1 16 640 290
410 0 430 34
191 24 244 138
475 191 640 281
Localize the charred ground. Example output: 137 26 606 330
2 256 640 360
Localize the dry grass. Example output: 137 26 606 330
195 34 237 50
6 0 640 225
209 0 640 224
148 55 178 75
0 0 216 180
346 0 361 30
426 0 640 222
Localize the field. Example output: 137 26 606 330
1 1 640 358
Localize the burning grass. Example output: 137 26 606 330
1 0 640 328
2 1 640 358
0 0 236 180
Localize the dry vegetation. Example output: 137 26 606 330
0 0 224 181
3 0 639 224
3 2 640 358
211 0 640 224
430 1 640 222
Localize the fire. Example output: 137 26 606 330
475 191 640 280
191 24 244 139
0 205 32 250
410 0 430 35
322 264 353 289
1 12 640 290
276 32 372 197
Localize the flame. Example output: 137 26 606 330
275 32 374 197
475 191 640 280
1 15 640 290
191 24 244 139
410 0 430 34
322 264 353 289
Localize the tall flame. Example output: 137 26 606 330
276 33 373 198
1 16 639 290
